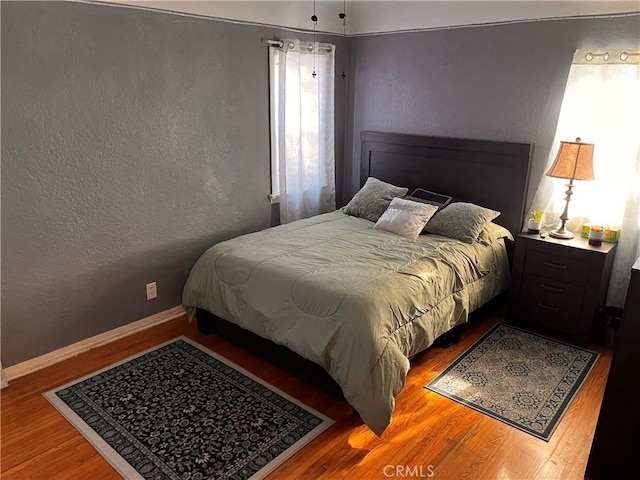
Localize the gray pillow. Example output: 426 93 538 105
343 177 409 223
424 202 500 243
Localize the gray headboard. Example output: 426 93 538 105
360 131 533 234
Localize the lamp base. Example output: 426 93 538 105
549 229 574 239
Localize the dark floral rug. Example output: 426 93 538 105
425 323 598 441
44 337 333 479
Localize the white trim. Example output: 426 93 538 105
80 0 341 36
268 46 281 202
78 1 639 37
349 11 640 37
1 363 8 390
4 305 186 382
268 193 281 204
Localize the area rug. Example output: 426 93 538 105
425 323 598 441
44 336 334 479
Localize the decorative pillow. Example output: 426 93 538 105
343 177 408 223
405 188 453 210
424 202 501 243
477 222 514 245
373 197 439 239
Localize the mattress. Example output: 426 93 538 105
182 211 511 435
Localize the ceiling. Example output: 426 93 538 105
98 1 640 35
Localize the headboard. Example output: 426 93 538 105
360 131 533 234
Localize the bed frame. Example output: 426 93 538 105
197 131 533 398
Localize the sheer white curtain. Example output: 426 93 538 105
270 40 335 223
532 49 640 306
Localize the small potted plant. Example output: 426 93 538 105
527 210 543 233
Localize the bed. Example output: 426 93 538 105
183 131 533 436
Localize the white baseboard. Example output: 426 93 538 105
3 305 187 383
1 367 8 389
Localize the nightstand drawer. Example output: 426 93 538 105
524 249 589 284
518 274 585 331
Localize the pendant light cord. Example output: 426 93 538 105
311 0 317 78
339 0 346 79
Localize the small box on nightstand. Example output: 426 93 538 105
581 223 620 243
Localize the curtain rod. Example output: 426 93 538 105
261 38 334 53
263 39 284 48
574 48 640 65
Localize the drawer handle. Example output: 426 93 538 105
543 260 568 269
540 283 563 293
538 302 560 312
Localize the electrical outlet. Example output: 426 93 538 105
146 282 157 300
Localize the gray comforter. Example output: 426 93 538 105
182 211 510 435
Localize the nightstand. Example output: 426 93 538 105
507 232 616 347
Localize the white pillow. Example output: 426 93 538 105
373 197 439 239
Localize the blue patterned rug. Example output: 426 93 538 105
44 336 333 479
425 323 598 441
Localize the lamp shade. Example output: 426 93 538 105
546 138 595 181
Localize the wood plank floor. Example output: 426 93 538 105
1 302 611 479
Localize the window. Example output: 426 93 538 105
532 48 640 306
268 40 336 223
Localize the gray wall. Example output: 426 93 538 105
346 15 640 210
1 1 348 366
2 1 637 368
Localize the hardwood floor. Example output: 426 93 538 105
1 303 611 479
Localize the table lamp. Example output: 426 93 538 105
545 137 595 239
